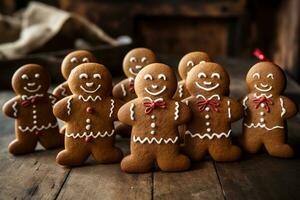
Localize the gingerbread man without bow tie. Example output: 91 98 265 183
2 64 63 155
53 63 123 166
118 63 191 173
240 62 297 158
183 62 243 162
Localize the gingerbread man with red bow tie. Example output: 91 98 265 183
183 62 243 162
118 63 191 173
2 64 63 155
241 62 297 158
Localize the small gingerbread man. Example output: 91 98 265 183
2 64 64 155
53 63 123 166
241 62 297 158
183 62 243 162
119 63 191 173
174 51 211 100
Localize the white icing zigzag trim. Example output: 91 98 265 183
178 83 184 98
78 95 102 102
133 136 178 144
121 84 127 97
18 122 58 132
227 100 231 119
279 98 286 117
130 103 135 120
244 123 284 131
185 130 231 140
174 101 179 120
67 97 72 116
109 99 115 118
12 101 18 117
66 130 115 139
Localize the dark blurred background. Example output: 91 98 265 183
0 0 299 88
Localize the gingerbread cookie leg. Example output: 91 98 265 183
263 129 294 158
208 138 241 162
183 139 208 161
8 130 38 155
91 138 123 163
38 127 64 149
156 144 190 171
56 138 90 166
241 128 264 154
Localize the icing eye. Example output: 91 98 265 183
141 57 147 63
34 73 40 78
21 74 29 80
211 73 220 79
79 73 88 79
82 57 89 63
144 74 153 80
199 61 206 64
197 72 206 78
130 57 137 63
158 74 167 80
252 73 260 79
93 73 101 79
187 61 194 67
267 73 274 79
70 57 78 63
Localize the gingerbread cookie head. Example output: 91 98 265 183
123 48 157 78
186 62 229 97
134 63 177 99
178 51 211 80
246 62 286 96
12 64 50 96
61 50 97 80
68 63 112 97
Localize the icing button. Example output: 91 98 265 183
151 123 156 128
260 112 264 116
33 110 36 114
86 118 91 123
260 103 265 108
33 115 37 119
150 130 155 135
207 128 211 132
86 124 91 130
206 122 210 126
33 120 37 124
151 115 155 119
260 118 265 123
86 107 94 114
205 114 210 119
35 131 41 135
205 107 210 111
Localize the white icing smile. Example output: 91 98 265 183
144 86 166 96
195 82 219 91
254 83 272 92
24 85 41 93
80 84 101 93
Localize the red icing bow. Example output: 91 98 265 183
253 96 273 112
21 96 46 107
144 99 166 114
129 79 135 93
253 48 269 62
197 99 220 112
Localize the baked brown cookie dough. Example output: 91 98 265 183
240 62 297 158
53 63 123 166
119 63 191 173
183 62 243 162
2 64 63 155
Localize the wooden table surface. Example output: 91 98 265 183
0 58 300 200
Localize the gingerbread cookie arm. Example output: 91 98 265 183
174 101 191 125
279 96 297 119
53 82 70 99
110 98 123 121
2 96 20 119
112 79 128 100
118 100 136 126
53 96 73 122
174 80 186 100
227 98 243 122
48 93 58 106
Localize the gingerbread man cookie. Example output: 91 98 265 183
174 51 211 100
53 50 97 99
183 62 243 162
118 63 191 173
53 63 123 166
2 64 63 155
241 62 297 158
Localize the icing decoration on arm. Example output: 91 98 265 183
12 101 18 117
121 84 127 96
279 98 286 117
67 97 72 116
242 96 249 110
109 99 115 118
227 100 231 119
174 102 179 120
49 95 57 105
130 103 135 120
253 96 273 112
78 95 102 102
143 98 166 114
60 85 67 97
178 83 184 98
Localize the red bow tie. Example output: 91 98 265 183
21 96 46 107
197 99 220 112
144 99 167 114
253 96 273 112
129 79 135 93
